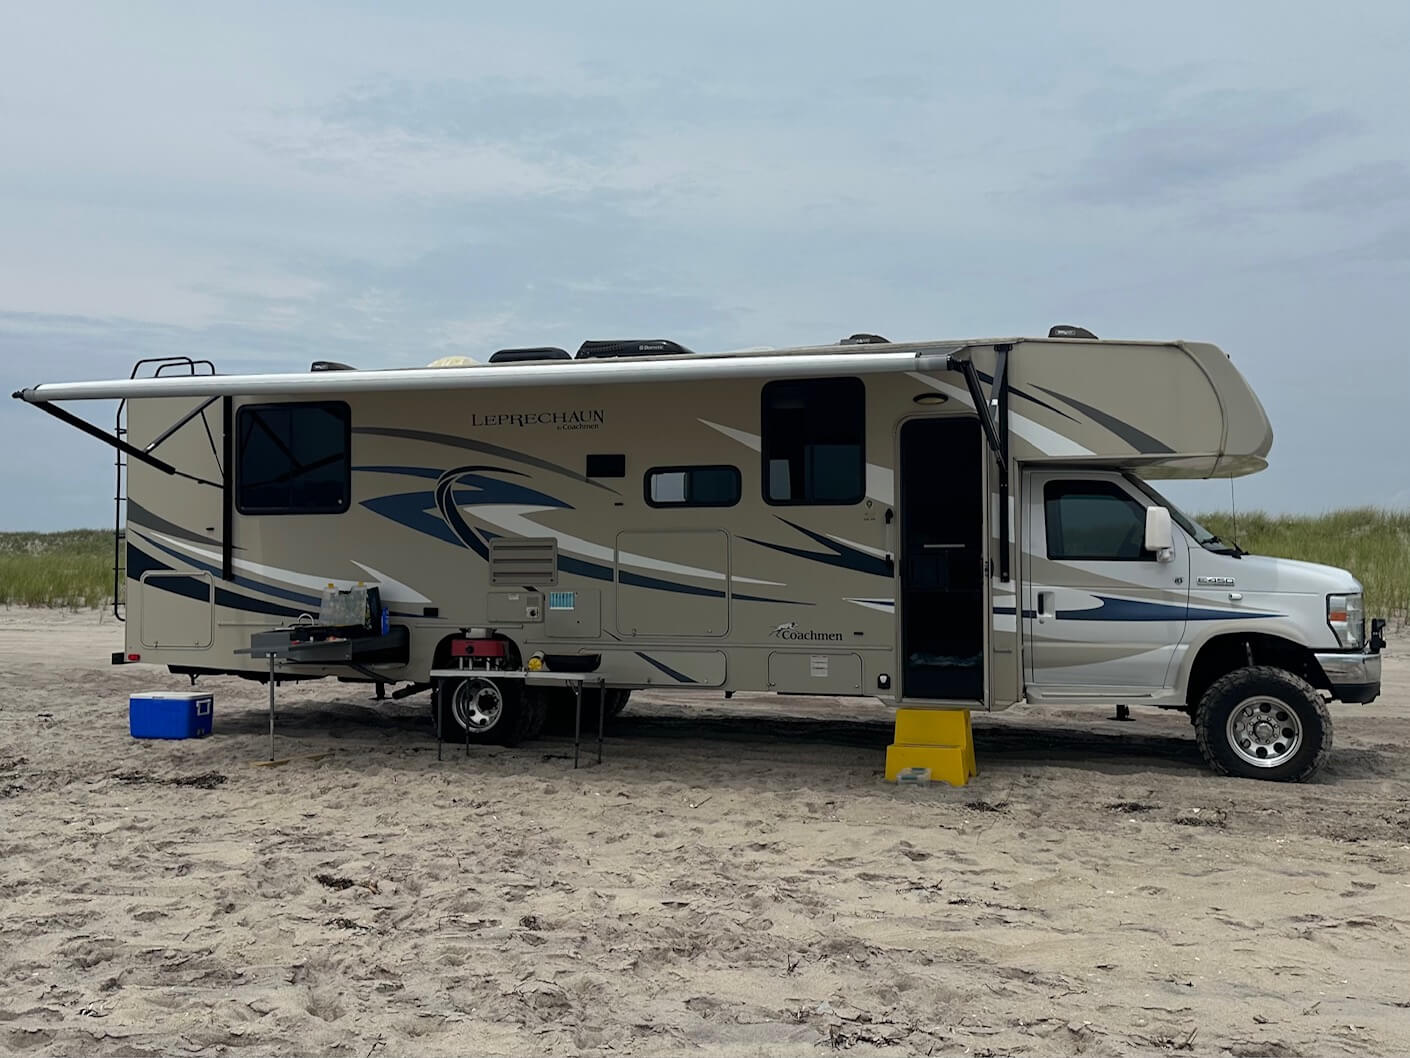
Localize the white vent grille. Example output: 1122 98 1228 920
489 537 558 586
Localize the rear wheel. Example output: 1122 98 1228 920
541 687 630 734
436 676 539 746
1194 666 1331 782
607 689 631 718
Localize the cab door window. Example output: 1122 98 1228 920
1044 480 1150 560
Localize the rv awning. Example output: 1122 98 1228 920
12 345 971 403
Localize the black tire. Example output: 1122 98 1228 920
1194 666 1332 782
607 689 631 718
435 675 531 746
518 687 548 742
539 687 628 735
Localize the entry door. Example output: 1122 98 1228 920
898 418 985 701
1023 471 1189 694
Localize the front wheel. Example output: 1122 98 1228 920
1194 666 1332 782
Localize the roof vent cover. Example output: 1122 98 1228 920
575 339 693 360
839 333 890 345
488 347 571 364
1048 324 1098 339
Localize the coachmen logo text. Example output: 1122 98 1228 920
470 409 604 431
770 621 844 642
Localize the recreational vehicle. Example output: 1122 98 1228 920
14 330 1385 781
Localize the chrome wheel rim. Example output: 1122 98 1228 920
451 678 503 732
1226 696 1303 767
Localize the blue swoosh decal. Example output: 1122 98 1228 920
1056 595 1282 622
634 652 695 683
134 534 325 610
128 546 312 620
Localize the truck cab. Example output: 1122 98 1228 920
1021 468 1383 780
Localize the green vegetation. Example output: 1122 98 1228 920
1 511 1407 623
0 530 116 609
1196 508 1409 626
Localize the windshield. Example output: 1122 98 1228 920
1123 475 1228 550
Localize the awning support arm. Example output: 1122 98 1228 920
144 395 220 454
950 348 1012 583
29 399 221 489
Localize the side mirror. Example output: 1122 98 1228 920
1145 506 1174 562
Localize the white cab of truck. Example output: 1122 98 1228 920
1022 470 1385 781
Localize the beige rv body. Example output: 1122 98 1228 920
43 335 1268 712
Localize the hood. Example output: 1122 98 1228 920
1212 553 1362 595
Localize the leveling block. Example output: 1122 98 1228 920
885 708 977 787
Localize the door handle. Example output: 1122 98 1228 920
1036 590 1054 622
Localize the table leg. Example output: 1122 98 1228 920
267 651 276 762
573 680 583 769
597 678 605 765
435 681 442 762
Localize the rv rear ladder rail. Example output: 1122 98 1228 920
111 356 219 622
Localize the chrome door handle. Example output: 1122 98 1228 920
1036 590 1054 622
1228 592 1243 601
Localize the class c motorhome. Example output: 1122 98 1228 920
14 329 1386 781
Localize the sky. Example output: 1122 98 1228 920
3 0 1408 529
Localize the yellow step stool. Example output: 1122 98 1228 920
885 708 977 786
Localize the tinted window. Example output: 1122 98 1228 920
645 466 741 507
237 402 351 514
762 377 865 504
1044 480 1149 560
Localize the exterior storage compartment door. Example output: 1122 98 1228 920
615 529 730 637
138 571 214 649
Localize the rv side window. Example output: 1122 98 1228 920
1044 480 1149 560
645 466 741 507
761 377 865 505
236 402 351 515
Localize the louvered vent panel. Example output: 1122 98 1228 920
489 537 558 586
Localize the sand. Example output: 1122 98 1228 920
1 607 1407 1056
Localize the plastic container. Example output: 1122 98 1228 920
129 692 214 739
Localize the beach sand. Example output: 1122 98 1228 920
1 607 1407 1055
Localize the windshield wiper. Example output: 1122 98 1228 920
1203 537 1245 557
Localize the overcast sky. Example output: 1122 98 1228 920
3 0 1408 530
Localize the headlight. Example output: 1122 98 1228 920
1328 593 1365 648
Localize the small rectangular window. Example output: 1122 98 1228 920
762 377 865 505
586 453 626 478
236 402 351 515
1044 480 1151 560
645 465 741 507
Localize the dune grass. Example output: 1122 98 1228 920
0 530 117 609
2 513 1407 622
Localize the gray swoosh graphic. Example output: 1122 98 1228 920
1034 386 1174 454
353 426 620 493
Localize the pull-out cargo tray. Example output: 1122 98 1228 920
247 625 409 665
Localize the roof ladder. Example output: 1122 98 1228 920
109 357 220 620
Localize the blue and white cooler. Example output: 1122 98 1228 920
129 691 214 739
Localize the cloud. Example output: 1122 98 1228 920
1057 91 1360 209
1296 160 1410 216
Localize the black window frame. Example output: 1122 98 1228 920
235 400 352 516
643 465 742 508
760 376 866 506
1043 479 1155 562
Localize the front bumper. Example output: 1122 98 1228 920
1315 649 1382 704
